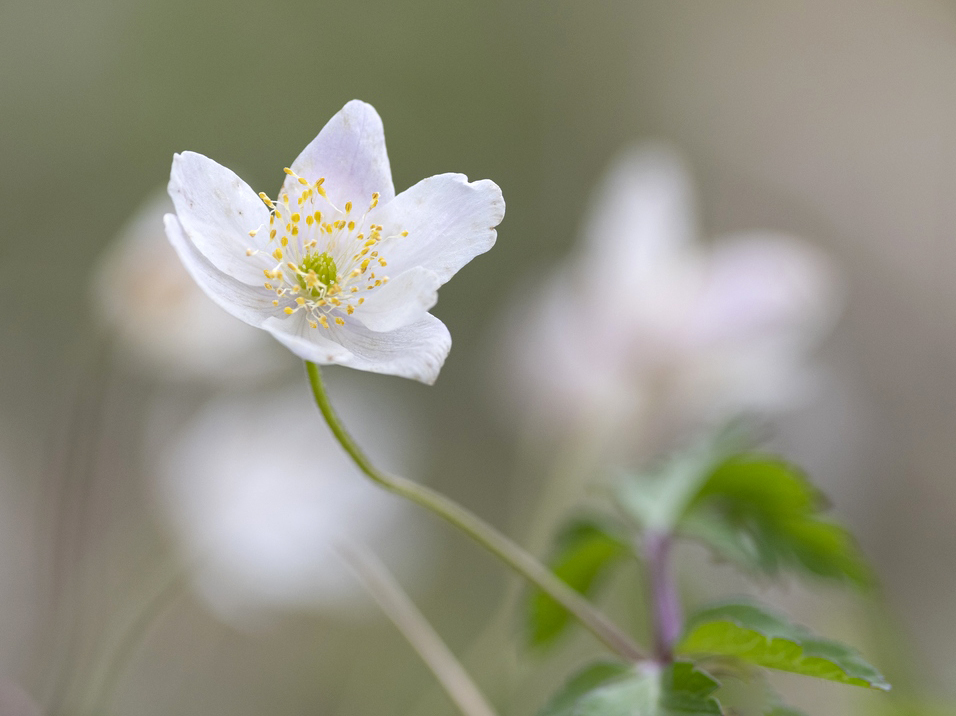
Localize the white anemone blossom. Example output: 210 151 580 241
165 100 505 384
156 380 429 622
503 143 841 447
93 192 284 380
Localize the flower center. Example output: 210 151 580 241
298 251 337 298
246 168 408 331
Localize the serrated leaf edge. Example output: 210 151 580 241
677 601 890 692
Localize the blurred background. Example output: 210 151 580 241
2 1 956 714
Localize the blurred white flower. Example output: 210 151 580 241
165 100 505 384
503 143 840 449
92 192 285 381
156 378 430 624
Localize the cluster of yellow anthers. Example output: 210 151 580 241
246 168 408 331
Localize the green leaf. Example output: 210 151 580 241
529 518 630 646
677 600 890 691
574 669 661 716
538 662 723 716
660 662 722 715
614 430 742 533
614 423 872 586
538 662 635 716
682 454 873 586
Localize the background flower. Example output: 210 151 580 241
92 192 286 381
500 143 841 457
155 376 431 625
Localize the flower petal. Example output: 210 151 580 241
375 173 504 284
157 384 429 619
262 312 354 364
354 267 441 333
263 302 450 382
688 232 841 349
168 152 271 285
285 100 395 209
332 315 451 384
577 143 698 305
164 215 280 327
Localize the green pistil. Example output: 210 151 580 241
298 251 337 297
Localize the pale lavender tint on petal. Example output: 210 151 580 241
497 146 699 435
687 232 841 350
285 100 395 209
168 152 271 285
674 233 841 415
164 215 282 327
576 143 697 302
375 173 505 284
261 312 354 364
497 141 842 440
503 144 699 415
332 315 452 385
354 266 441 333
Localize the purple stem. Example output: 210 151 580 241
643 531 682 663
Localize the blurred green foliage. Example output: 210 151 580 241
529 518 630 648
678 601 888 691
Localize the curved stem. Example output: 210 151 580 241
305 362 645 662
339 543 498 716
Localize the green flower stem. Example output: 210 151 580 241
305 362 645 662
340 542 499 716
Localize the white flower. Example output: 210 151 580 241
93 192 286 380
165 100 505 384
155 379 430 623
502 143 841 446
